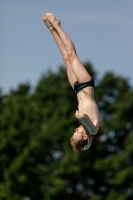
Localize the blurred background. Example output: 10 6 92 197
0 1 133 200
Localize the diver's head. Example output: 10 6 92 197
70 125 93 152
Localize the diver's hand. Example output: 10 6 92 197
75 110 85 119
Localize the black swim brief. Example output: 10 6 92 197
74 78 94 94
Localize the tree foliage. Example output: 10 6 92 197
0 62 133 200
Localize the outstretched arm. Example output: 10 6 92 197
75 110 96 135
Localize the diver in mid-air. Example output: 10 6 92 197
42 12 100 152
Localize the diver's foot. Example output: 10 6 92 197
45 12 60 27
42 14 53 30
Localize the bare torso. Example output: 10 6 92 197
77 87 100 134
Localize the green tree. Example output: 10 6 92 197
0 62 133 200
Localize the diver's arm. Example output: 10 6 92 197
75 110 96 135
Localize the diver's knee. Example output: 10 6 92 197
67 50 76 61
63 54 69 64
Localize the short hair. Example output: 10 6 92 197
70 135 88 152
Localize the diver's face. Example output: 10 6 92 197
73 126 88 141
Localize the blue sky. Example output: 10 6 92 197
1 0 133 94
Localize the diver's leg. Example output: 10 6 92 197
45 13 92 83
42 14 77 88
